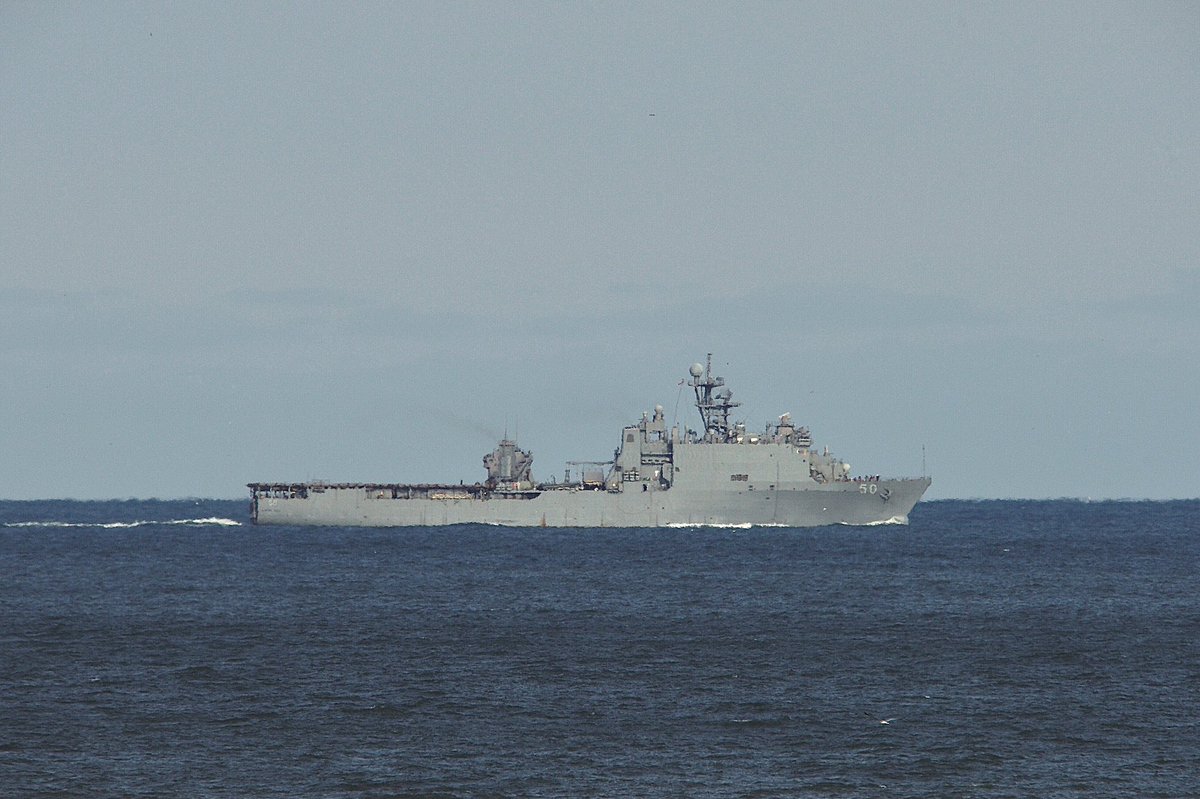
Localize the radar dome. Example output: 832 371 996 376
689 363 704 377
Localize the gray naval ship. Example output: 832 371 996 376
249 355 931 527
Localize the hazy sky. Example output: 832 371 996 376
2 1 1197 500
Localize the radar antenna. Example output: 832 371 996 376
687 353 741 442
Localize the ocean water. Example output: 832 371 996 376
1 499 1197 798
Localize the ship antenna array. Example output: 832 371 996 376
687 352 741 442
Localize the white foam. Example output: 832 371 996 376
2 517 243 529
665 522 798 529
849 515 909 527
165 517 242 527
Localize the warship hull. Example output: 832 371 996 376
250 476 931 528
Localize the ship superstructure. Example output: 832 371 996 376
249 355 930 527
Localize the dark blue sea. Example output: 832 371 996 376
1 499 1197 798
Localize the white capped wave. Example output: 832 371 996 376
2 517 243 529
166 517 242 527
669 516 910 529
845 515 909 527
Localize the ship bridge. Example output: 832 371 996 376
610 404 675 491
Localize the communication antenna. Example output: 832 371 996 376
672 378 685 432
687 353 741 441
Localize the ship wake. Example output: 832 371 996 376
3 517 243 529
666 522 791 529
843 515 909 526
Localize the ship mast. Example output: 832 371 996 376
688 353 741 442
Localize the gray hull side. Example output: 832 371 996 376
252 478 931 528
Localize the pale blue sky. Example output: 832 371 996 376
2 1 1197 499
